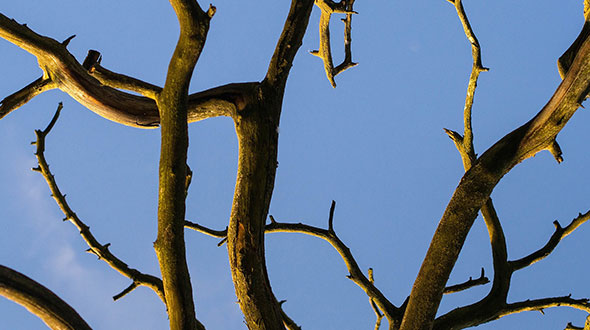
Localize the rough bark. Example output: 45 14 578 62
152 2 213 330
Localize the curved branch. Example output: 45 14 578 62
186 205 401 327
509 211 590 271
32 104 166 303
0 265 92 330
0 13 243 128
309 0 357 88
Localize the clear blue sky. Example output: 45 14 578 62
1 1 589 329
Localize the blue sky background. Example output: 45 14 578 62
1 1 589 329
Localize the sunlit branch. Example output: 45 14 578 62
310 0 357 88
0 265 92 330
82 50 161 99
402 4 590 329
0 13 244 128
509 211 590 271
0 76 56 120
368 268 385 330
186 201 402 326
31 103 166 303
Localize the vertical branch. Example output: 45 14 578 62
153 2 214 330
227 1 315 329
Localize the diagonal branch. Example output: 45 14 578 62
401 6 590 330
0 76 56 120
0 265 92 330
264 0 315 91
509 211 590 271
32 103 165 303
310 0 357 88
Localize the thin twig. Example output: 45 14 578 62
368 268 384 330
443 268 489 294
32 104 165 303
510 211 590 271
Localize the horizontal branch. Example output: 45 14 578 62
443 268 489 295
0 13 251 128
185 202 402 327
32 104 165 303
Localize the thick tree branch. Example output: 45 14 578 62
32 103 166 303
0 13 243 128
0 265 92 330
152 2 214 330
264 0 315 91
401 8 590 330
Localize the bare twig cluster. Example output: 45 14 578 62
2 0 590 329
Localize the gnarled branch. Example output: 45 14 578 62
32 103 165 303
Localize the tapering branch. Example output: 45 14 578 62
264 0 315 91
0 77 56 120
510 211 590 271
368 268 385 330
0 13 246 127
310 0 357 88
0 265 92 330
31 103 166 303
442 268 489 295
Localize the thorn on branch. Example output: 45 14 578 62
548 139 563 164
61 35 76 47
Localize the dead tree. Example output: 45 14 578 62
1 1 590 330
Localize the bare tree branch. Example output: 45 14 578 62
32 103 166 303
0 76 56 120
443 268 489 295
0 265 92 330
310 0 357 87
264 0 315 91
152 1 215 330
0 13 246 128
402 1 590 327
510 211 590 271
186 201 402 328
